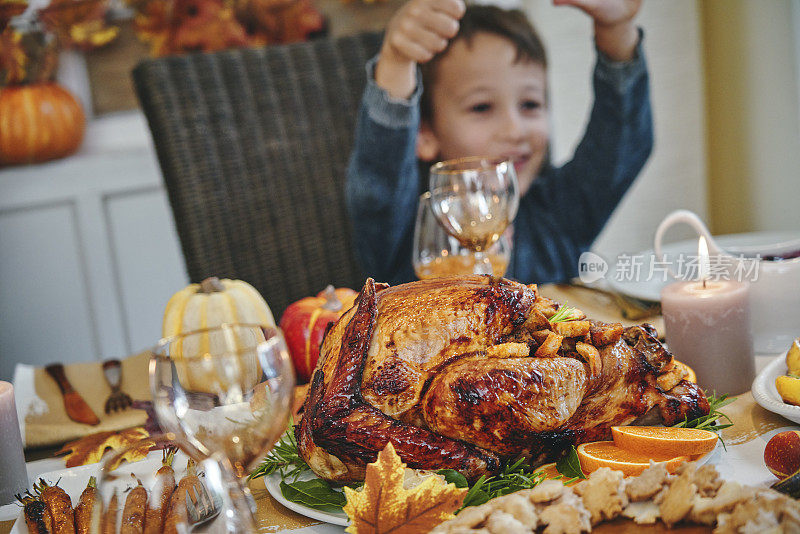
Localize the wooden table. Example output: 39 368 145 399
3 389 766 533
240 389 793 533
3 283 794 533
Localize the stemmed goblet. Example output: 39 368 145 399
413 191 512 279
149 323 295 532
428 156 519 276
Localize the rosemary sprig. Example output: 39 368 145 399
249 418 309 481
442 457 547 509
673 391 735 448
548 304 578 323
483 457 547 496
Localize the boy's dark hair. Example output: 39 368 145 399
420 5 547 123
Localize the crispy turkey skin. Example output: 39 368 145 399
297 276 709 483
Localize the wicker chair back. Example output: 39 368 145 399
133 33 382 315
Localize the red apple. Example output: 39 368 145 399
764 430 800 479
280 286 358 383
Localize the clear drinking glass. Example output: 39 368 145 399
413 191 512 279
428 156 519 276
149 323 295 532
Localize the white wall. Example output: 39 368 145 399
0 113 188 381
525 0 707 260
744 1 800 232
703 0 800 234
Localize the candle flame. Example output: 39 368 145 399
698 235 710 284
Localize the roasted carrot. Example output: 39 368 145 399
34 479 75 534
101 490 118 534
17 492 53 534
74 476 100 534
120 478 147 534
143 447 176 534
163 459 204 534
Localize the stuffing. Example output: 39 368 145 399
538 491 591 534
485 510 529 534
432 459 799 533
658 468 697 527
526 480 566 503
625 461 670 501
622 500 661 524
573 468 627 525
693 464 723 497
689 481 753 525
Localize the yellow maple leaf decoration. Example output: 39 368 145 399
57 427 153 468
343 442 467 534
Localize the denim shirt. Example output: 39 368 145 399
345 33 653 286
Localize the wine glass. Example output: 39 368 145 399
413 191 512 279
149 323 295 532
428 156 519 276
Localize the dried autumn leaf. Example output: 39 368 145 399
243 0 323 45
57 427 152 468
0 0 27 33
69 19 119 47
168 0 250 53
132 0 172 55
343 442 467 534
37 0 118 50
0 31 27 84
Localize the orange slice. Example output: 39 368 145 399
673 360 697 383
576 441 688 476
611 426 718 458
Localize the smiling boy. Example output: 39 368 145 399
346 0 652 285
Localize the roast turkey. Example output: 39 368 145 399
297 276 709 483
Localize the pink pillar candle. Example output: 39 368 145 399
0 381 28 504
661 281 754 395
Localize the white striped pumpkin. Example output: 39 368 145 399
162 277 275 392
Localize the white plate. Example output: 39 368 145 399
263 442 718 528
10 450 191 533
677 442 717 467
264 472 349 526
752 352 800 425
608 230 800 302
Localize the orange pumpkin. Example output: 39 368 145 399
0 82 85 165
280 286 358 383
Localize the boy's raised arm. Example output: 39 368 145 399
554 0 641 62
375 0 465 100
521 0 651 261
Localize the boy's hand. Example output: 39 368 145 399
554 0 642 62
375 0 466 100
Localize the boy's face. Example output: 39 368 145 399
417 32 549 196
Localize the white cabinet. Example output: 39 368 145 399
0 111 188 381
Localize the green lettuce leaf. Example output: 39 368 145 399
279 478 346 513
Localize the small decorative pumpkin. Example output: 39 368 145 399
162 277 276 392
0 82 85 165
280 285 358 383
